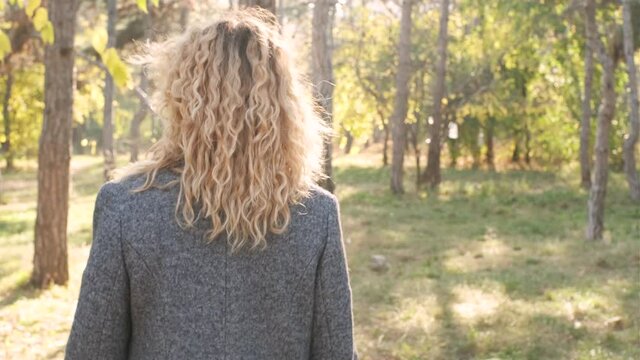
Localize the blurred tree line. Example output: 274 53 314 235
0 0 637 286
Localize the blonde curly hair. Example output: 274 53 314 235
115 9 329 251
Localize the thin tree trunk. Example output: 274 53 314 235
32 0 77 288
422 0 449 188
467 117 481 169
343 129 354 154
622 0 640 201
238 0 276 13
378 108 389 166
414 138 421 187
511 133 520 163
448 120 459 168
407 120 420 188
180 1 190 29
312 0 336 193
2 72 14 171
390 0 413 194
383 120 390 166
102 0 117 180
485 117 495 171
585 0 617 241
524 121 531 165
130 71 148 162
129 1 159 162
0 12 28 173
580 26 594 190
277 0 285 24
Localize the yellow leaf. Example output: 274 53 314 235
40 21 54 44
151 0 159 6
0 31 12 59
25 0 41 17
91 28 108 55
33 8 48 31
103 48 131 89
137 0 148 13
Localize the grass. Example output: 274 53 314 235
0 150 639 359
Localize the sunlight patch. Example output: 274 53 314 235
452 285 506 324
388 295 439 334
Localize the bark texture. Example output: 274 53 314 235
390 0 413 194
422 0 449 188
312 0 336 193
32 0 77 288
585 0 617 241
580 28 594 190
622 0 640 201
102 0 117 180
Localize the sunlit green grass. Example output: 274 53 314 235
336 151 639 359
0 151 638 359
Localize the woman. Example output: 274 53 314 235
66 9 356 360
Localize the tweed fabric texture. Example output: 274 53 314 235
65 170 356 360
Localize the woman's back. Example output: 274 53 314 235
66 170 354 359
65 9 356 359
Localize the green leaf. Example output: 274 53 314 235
0 31 12 59
103 48 131 89
136 0 148 13
91 28 108 54
25 0 41 18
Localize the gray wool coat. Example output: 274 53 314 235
65 170 357 360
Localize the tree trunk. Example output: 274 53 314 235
622 0 640 201
2 72 14 171
511 133 520 163
343 129 354 154
130 71 148 162
102 0 117 180
180 1 190 29
448 122 459 168
585 0 617 241
407 120 421 188
422 0 449 188
389 0 413 194
414 136 421 188
129 1 159 163
312 0 336 193
524 121 531 165
382 121 390 166
378 108 389 166
464 116 481 169
485 117 495 171
580 25 594 190
32 0 77 288
0 12 28 173
238 0 276 14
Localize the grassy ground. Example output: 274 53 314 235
0 151 638 359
